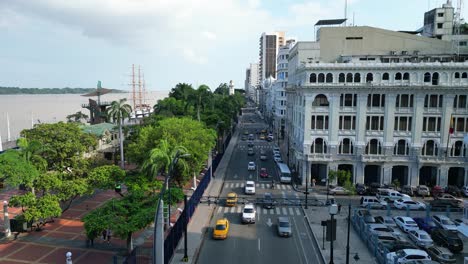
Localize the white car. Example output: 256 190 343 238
393 216 419 233
244 181 256 195
248 161 256 171
367 224 402 237
241 203 256 224
386 249 431 263
407 230 433 248
328 186 350 195
393 199 426 210
432 215 457 231
273 154 282 162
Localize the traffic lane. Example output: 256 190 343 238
197 207 261 264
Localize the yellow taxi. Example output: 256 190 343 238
226 192 238 207
213 218 229 240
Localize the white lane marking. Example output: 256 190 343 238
230 207 235 213
235 183 240 188
263 208 267 214
289 208 294 215
282 208 287 215
295 208 301 215
258 238 261 251
282 191 286 199
275 207 281 215
257 206 260 222
237 207 242 213
217 207 222 214
291 216 309 264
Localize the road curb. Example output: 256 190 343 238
301 206 326 264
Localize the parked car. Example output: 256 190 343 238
378 240 418 254
453 218 468 226
430 229 463 253
432 215 457 232
247 161 256 171
434 193 463 203
368 182 382 195
413 217 438 234
375 216 398 229
373 231 399 243
356 183 367 195
262 193 276 209
244 181 256 195
386 249 431 263
328 186 350 195
241 135 247 141
277 217 292 237
213 218 229 239
408 229 433 248
241 204 256 224
425 246 456 263
431 185 444 197
416 185 430 197
429 198 463 209
225 192 238 207
260 168 268 178
400 185 415 196
394 216 419 233
360 196 387 209
444 185 462 197
356 209 376 223
368 224 402 237
462 186 468 197
378 190 410 202
394 199 426 210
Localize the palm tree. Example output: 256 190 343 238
192 85 212 122
106 98 132 169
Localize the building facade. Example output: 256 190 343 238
259 31 285 83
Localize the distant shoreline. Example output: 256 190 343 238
0 87 126 95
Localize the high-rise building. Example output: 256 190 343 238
259 31 285 83
244 63 260 103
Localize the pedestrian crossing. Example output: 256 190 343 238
238 145 275 150
224 182 293 190
216 205 302 216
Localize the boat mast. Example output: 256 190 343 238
138 65 143 109
6 112 11 141
132 64 136 110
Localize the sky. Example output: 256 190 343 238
0 0 467 92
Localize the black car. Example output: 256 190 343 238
356 209 375 223
426 246 456 263
429 198 463 209
355 183 367 195
445 185 462 197
368 183 382 195
262 193 276 209
431 229 463 253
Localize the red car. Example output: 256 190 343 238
431 186 443 197
260 168 268 178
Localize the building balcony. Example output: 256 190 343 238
308 153 332 161
361 154 387 162
418 155 446 164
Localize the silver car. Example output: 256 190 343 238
277 217 292 237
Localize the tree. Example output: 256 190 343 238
66 111 89 123
190 85 212 122
0 150 39 190
168 83 195 112
153 97 187 117
214 83 229 96
107 99 132 169
9 193 62 231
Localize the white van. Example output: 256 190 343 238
360 196 387 209
376 189 410 202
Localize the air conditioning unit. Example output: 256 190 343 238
390 51 396 55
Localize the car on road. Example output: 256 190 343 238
260 167 268 178
394 216 419 233
262 193 276 209
260 149 267 160
248 161 256 171
431 185 444 197
413 217 438 234
355 183 367 195
416 185 430 197
213 218 229 239
243 130 249 135
226 192 238 207
394 199 426 210
277 217 292 237
425 246 456 263
241 204 256 224
434 193 463 203
375 216 398 229
247 140 254 147
328 186 350 195
244 181 256 195
430 229 463 253
368 183 383 195
360 196 387 209
408 229 433 248
386 249 431 263
248 134 254 140
273 153 282 162
247 147 255 156
356 209 376 224
241 135 247 141
259 134 265 140
432 215 457 232
267 134 273 141
444 185 462 197
377 189 410 202
429 198 463 209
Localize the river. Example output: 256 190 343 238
0 91 168 142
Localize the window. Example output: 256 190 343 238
318 73 325 83
395 72 402 80
339 73 345 83
312 138 327 154
403 72 409 80
366 139 382 155
455 72 460 79
453 95 467 109
326 73 333 83
366 73 373 82
424 94 443 108
455 117 467 132
312 94 329 106
422 140 438 156
366 116 384 131
394 116 412 131
424 72 431 82
382 72 389 80
340 93 357 107
394 140 409 155
396 94 414 108
463 72 468 78
339 115 356 130
422 117 442 132
432 72 439 85
438 13 444 17
339 138 354 154
354 73 361 83
460 41 467 46
367 94 385 107
310 73 317 83
346 73 353 82
311 115 329 130
437 23 443 29
451 141 466 157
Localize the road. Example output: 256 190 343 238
196 108 323 264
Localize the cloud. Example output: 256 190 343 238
182 48 208 65
202 31 217 40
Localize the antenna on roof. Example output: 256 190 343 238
344 0 348 26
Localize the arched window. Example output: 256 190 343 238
366 139 381 155
395 72 402 80
394 139 409 155
312 138 327 154
312 94 329 106
326 73 333 83
309 73 317 83
354 73 361 83
463 72 468 78
318 73 325 83
366 73 373 82
455 72 460 79
339 138 354 154
346 73 353 82
432 72 439 85
451 141 466 157
382 73 389 80
403 72 410 81
424 72 431 82
339 73 345 83
422 140 438 156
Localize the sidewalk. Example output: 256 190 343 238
170 128 239 264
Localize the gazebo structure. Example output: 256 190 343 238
81 81 113 124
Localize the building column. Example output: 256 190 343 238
301 157 307 186
383 94 396 156
441 95 455 157
329 163 338 185
355 162 365 184
355 94 368 154
383 164 393 185
412 94 425 153
328 94 340 158
464 167 468 186
439 165 449 187
410 164 420 187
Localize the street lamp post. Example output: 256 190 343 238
66 252 72 264
328 204 338 264
3 201 11 238
346 203 351 264
304 154 309 209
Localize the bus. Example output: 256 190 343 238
276 163 292 183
